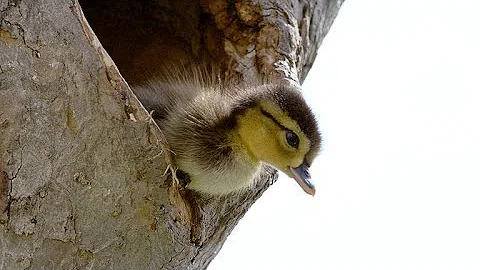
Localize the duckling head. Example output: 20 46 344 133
235 84 321 195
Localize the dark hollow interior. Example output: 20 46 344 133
78 0 228 86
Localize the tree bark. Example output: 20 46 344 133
0 0 343 269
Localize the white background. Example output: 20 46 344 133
210 0 480 269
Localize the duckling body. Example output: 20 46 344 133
133 71 321 195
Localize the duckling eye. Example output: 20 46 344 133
285 130 299 148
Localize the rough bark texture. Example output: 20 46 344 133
0 0 343 269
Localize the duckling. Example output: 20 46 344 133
133 69 321 196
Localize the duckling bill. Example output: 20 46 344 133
133 73 321 196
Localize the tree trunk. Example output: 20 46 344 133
0 0 343 269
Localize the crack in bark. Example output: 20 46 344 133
2 145 24 225
9 145 24 180
1 18 40 57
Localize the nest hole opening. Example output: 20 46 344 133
78 0 227 87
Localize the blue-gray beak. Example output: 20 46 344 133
290 161 315 196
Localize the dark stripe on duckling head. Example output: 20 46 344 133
260 108 288 130
263 85 321 154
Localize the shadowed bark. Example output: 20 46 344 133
0 0 343 268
